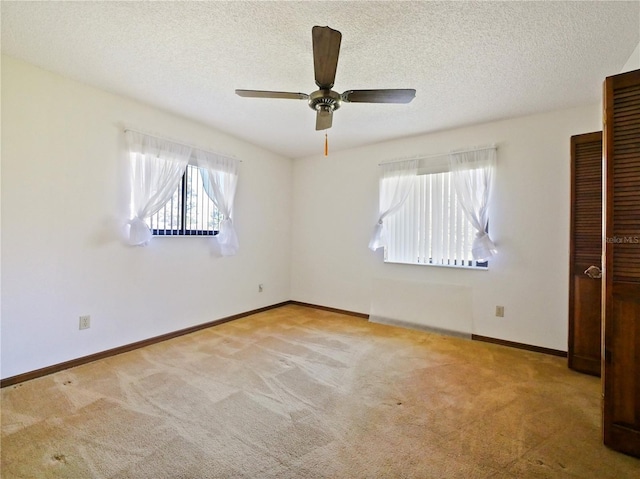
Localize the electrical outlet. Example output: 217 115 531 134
258 284 264 293
495 306 505 318
79 315 91 330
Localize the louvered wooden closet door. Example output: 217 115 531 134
603 68 640 457
569 131 602 376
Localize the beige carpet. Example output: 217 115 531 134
2 304 639 478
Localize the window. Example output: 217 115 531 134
371 147 496 269
145 164 221 236
384 170 487 268
124 129 239 253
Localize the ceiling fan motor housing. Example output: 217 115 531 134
309 89 341 112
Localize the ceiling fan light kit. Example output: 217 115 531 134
236 26 416 132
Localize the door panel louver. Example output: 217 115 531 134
573 139 603 271
612 83 640 282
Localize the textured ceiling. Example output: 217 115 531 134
2 1 639 159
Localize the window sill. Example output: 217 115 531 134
384 260 489 271
152 231 218 237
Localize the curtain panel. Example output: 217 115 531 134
368 159 418 251
124 130 191 246
449 148 497 261
196 151 240 257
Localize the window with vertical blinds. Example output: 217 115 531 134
384 169 488 268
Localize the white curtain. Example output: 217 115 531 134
449 148 497 261
125 130 192 246
369 159 418 251
196 151 240 257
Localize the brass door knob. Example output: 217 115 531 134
584 265 602 279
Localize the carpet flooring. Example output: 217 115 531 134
2 304 639 478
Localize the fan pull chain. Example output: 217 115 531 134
324 133 328 157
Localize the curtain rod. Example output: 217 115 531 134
378 145 496 166
124 128 241 162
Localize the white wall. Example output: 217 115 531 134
621 41 640 73
1 56 293 379
291 104 601 351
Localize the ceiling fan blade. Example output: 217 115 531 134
342 89 416 104
235 89 309 100
312 26 342 89
315 107 333 131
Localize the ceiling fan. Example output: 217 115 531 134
235 26 416 131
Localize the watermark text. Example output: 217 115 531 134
606 236 640 244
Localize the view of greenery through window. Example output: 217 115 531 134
146 165 221 235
